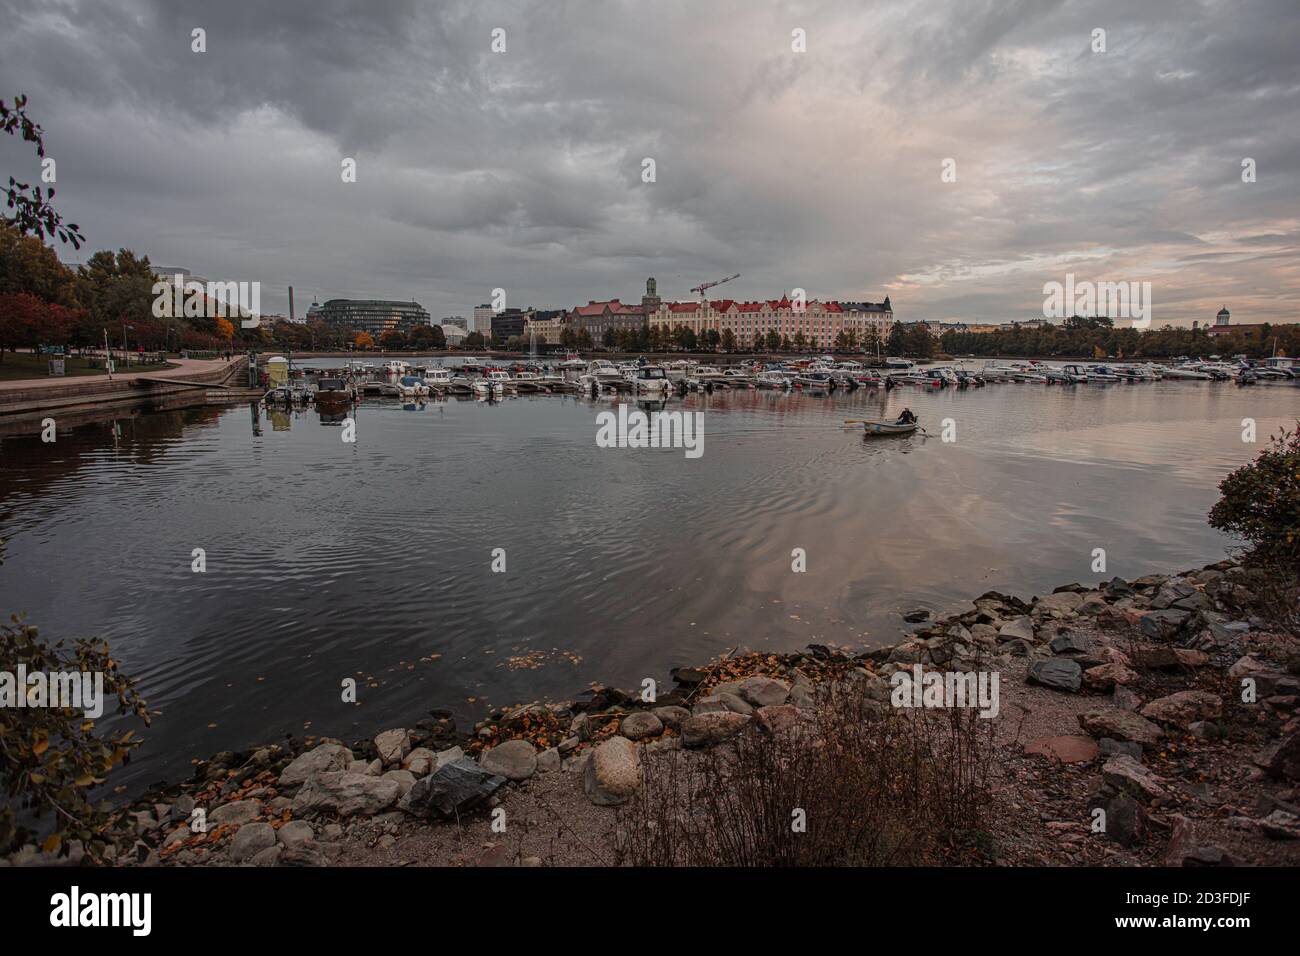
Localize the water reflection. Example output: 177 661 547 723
0 379 1295 794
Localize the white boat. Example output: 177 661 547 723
687 366 728 389
511 371 545 392
422 368 453 390
756 370 792 389
883 357 913 369
1162 365 1213 380
631 365 672 395
1048 365 1087 383
1085 365 1120 383
397 375 430 397
473 369 515 396
384 360 411 376
1261 356 1298 379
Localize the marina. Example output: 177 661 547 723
249 350 1300 414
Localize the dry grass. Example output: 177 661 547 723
615 684 995 867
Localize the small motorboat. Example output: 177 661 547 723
848 415 920 436
314 376 355 404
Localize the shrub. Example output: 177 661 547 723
615 684 993 867
1209 423 1300 565
1209 423 1300 636
0 616 150 861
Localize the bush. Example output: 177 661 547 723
0 616 150 861
1209 423 1300 635
615 684 993 866
1209 424 1300 563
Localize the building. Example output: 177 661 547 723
526 309 567 345
438 323 468 346
641 277 661 315
569 299 647 342
490 308 531 341
473 304 495 335
312 299 431 337
439 316 468 330
649 295 893 350
1205 305 1271 338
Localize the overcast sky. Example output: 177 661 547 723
1 0 1297 327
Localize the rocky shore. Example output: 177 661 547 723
10 558 1299 868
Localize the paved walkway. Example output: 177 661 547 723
0 357 238 393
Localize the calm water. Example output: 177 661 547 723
0 375 1296 792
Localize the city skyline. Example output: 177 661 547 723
1 0 1297 327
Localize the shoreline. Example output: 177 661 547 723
11 555 1297 868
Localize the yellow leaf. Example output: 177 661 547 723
32 730 48 756
74 773 95 787
42 834 61 853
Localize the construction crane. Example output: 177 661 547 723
691 273 740 299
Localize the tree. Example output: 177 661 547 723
75 248 155 347
464 331 485 349
721 329 736 352
353 331 374 350
380 329 406 351
1 95 84 248
1 615 150 861
0 293 79 359
0 220 80 306
213 316 234 345
765 330 781 352
1209 424 1300 565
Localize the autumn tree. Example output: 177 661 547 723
353 331 374 350
1 615 150 861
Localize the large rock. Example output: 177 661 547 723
401 747 436 776
754 704 803 736
382 769 417 796
478 739 538 781
292 771 401 818
1264 730 1300 782
583 737 642 806
1102 754 1166 802
737 676 791 708
210 799 261 827
716 692 753 716
1035 591 1083 615
278 743 354 786
1083 662 1139 692
374 729 412 767
1023 735 1099 763
1139 609 1191 640
1151 579 1197 609
651 705 691 729
998 616 1035 642
620 711 664 740
230 822 277 862
1078 709 1165 750
399 757 505 819
1027 658 1082 693
682 711 751 748
276 820 315 848
1140 691 1222 728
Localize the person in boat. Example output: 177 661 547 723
898 408 917 425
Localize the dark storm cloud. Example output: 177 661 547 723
0 0 1296 325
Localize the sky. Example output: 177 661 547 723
1 0 1297 327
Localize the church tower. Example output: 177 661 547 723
642 277 661 316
